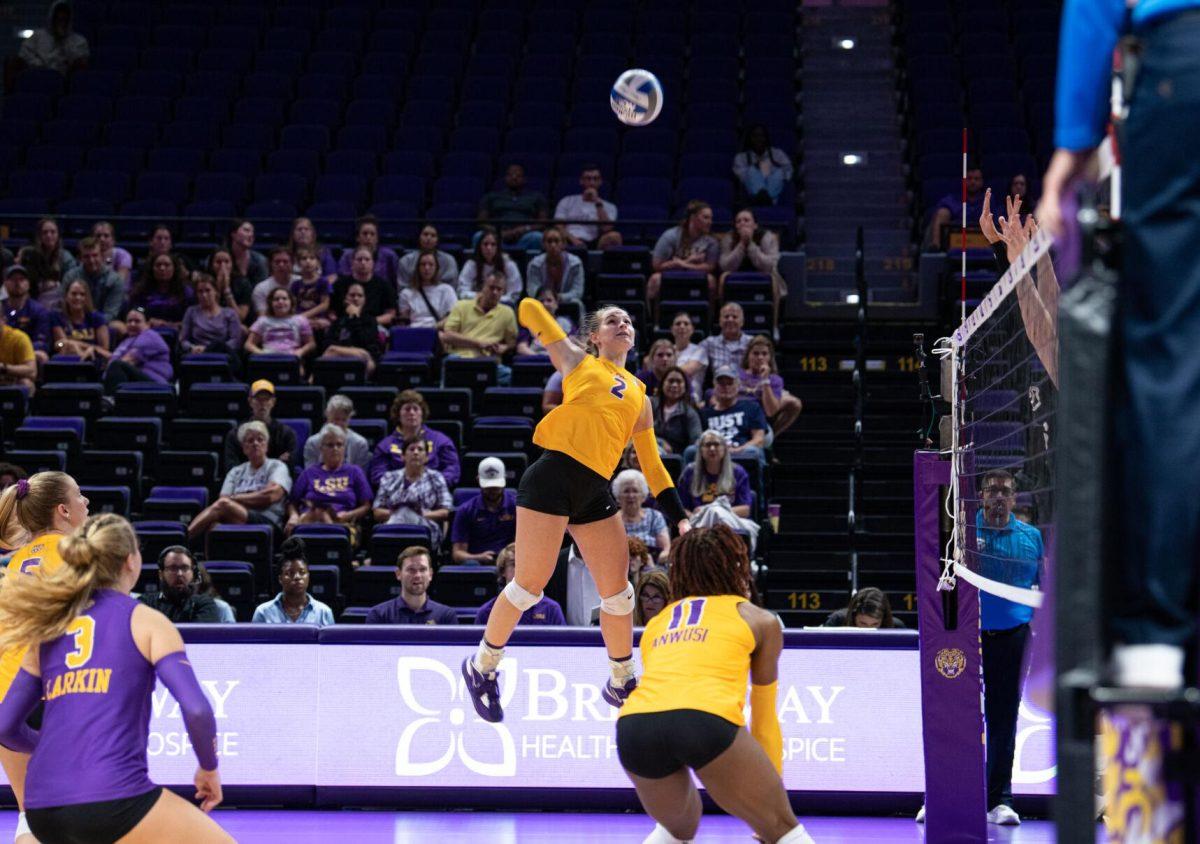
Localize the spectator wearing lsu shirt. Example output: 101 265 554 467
451 457 517 564
286 424 373 537
369 390 461 488
365 547 459 625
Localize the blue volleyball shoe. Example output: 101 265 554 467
461 656 503 723
602 675 638 708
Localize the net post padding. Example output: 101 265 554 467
1054 264 1119 844
913 450 987 842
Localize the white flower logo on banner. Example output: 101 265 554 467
394 656 517 778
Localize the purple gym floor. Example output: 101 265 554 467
1 809 1070 842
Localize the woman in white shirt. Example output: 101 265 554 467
399 250 457 329
457 226 523 303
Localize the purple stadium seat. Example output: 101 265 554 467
255 172 309 206
254 49 305 76
325 150 378 180
147 147 205 175
8 170 67 202
210 147 265 178
70 171 130 205
372 175 426 206
432 176 483 206
279 125 331 153
382 150 435 177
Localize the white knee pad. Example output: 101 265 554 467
503 579 543 612
600 581 636 616
15 812 30 840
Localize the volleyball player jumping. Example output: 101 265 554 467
463 298 690 721
0 514 232 843
0 472 90 844
618 526 812 844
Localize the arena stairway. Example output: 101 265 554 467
799 1 915 303
765 319 935 626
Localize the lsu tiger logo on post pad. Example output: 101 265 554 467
935 648 966 680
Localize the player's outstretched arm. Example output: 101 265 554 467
632 400 689 534
518 297 585 375
744 603 784 776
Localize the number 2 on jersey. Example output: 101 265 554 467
64 616 96 669
610 375 628 400
666 598 707 630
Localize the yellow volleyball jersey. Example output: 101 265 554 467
0 535 66 699
533 354 646 478
621 594 755 726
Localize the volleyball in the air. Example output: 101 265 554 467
610 69 663 127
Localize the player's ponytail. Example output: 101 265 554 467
0 514 137 653
0 471 74 550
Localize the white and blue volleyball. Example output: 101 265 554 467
610 69 663 127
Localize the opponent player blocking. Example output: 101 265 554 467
0 472 90 844
463 298 690 721
0 514 233 844
617 526 812 844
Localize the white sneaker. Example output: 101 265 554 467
1111 644 1185 690
914 804 925 823
987 805 1021 825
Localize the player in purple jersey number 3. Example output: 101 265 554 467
0 514 233 843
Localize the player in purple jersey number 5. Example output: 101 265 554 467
0 514 232 844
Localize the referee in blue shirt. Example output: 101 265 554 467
1039 0 1200 689
975 470 1044 825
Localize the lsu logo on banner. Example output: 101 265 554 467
394 656 518 778
935 648 966 680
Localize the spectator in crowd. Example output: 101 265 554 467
524 227 584 305
652 366 702 455
3 264 51 363
50 279 108 363
91 221 132 286
18 217 77 309
206 247 251 322
287 423 373 535
291 247 332 332
252 248 297 316
647 200 720 314
822 587 905 629
372 438 453 546
613 469 670 563
245 287 315 365
0 321 36 396
1008 173 1033 208
441 272 518 385
625 536 659 591
732 124 794 206
227 218 269 295
669 310 708 403
719 207 786 324
102 307 172 394
398 250 457 329
133 224 178 291
369 390 461 487
740 335 802 436
252 537 335 626
678 430 753 517
474 542 565 626
926 163 993 249
222 380 297 470
0 463 27 493
195 561 237 623
457 227 523 303
286 217 339 283
180 274 244 376
634 569 670 626
337 215 400 289
554 163 623 250
137 546 222 623
130 253 194 330
701 304 751 385
477 162 547 251
64 236 123 322
364 546 458 625
3 1 88 91
397 224 459 289
634 339 678 397
451 457 517 564
332 246 398 327
304 394 370 469
319 280 380 376
187 420 291 539
698 366 769 465
542 369 563 415
516 286 574 356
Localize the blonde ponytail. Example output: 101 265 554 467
0 471 74 549
0 514 136 653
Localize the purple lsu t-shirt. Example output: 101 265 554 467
27 590 156 807
291 462 372 513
